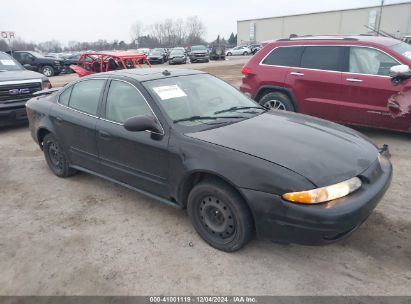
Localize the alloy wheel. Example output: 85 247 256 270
263 99 287 110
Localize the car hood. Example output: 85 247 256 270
187 111 378 187
0 70 46 82
191 51 207 54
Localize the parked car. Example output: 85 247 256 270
189 45 209 63
209 45 226 60
0 51 51 126
152 48 168 61
136 48 150 56
240 35 411 134
168 49 187 64
248 44 262 55
148 49 166 64
26 68 391 252
226 46 251 56
46 53 80 74
8 51 63 77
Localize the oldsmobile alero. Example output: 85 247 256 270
26 68 392 252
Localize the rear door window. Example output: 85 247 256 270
68 79 105 115
300 46 343 71
262 46 303 67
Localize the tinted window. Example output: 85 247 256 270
262 46 303 67
301 46 342 71
349 47 398 76
59 86 72 106
106 80 152 123
68 79 105 115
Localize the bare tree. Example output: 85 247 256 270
130 21 144 46
186 16 206 45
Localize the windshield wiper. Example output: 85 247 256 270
173 115 245 123
214 106 265 115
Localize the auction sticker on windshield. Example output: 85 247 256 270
0 60 16 65
153 85 187 100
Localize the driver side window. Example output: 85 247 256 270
105 80 153 124
349 47 398 76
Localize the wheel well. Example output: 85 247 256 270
179 172 249 209
37 128 51 149
255 87 296 110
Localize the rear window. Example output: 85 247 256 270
68 79 105 115
300 46 342 71
262 46 303 67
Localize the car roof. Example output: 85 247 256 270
273 35 401 47
87 68 206 82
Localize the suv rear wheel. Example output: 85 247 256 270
259 92 295 111
41 65 55 77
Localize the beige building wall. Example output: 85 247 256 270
237 2 411 45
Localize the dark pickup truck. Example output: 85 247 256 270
0 51 51 126
8 51 63 77
189 45 210 63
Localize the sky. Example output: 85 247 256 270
0 0 407 45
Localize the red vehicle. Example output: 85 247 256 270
70 52 151 77
240 36 411 133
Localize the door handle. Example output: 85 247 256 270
346 78 363 83
290 72 304 76
98 130 111 139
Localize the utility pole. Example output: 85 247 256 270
377 0 385 35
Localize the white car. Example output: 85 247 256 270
226 46 252 56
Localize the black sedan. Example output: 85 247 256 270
147 50 165 64
168 50 187 65
26 69 392 252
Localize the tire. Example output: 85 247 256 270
259 92 295 111
41 65 55 77
160 58 164 64
187 179 254 252
43 133 77 178
227 52 232 56
243 51 249 56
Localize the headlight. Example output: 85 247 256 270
42 80 51 90
282 177 362 204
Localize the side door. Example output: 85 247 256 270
284 46 344 121
96 78 170 198
50 79 106 172
340 46 410 131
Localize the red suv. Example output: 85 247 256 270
240 36 411 133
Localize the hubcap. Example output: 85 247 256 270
43 67 52 76
263 99 287 110
199 196 235 239
48 142 63 170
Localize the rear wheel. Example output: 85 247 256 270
43 133 77 177
41 65 55 77
243 51 249 56
187 179 254 252
227 52 232 56
259 92 295 111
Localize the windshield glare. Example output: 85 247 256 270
191 46 206 51
144 74 263 126
0 53 23 71
391 42 411 60
170 51 184 56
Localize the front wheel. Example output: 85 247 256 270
43 133 77 177
259 92 295 111
243 51 249 56
187 179 254 252
227 52 232 56
41 65 55 77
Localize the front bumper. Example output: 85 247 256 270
190 55 209 62
240 155 392 245
0 103 28 127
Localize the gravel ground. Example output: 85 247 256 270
0 58 410 296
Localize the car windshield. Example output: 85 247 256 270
170 50 184 56
191 46 206 51
150 50 162 55
390 42 411 60
0 52 23 71
143 74 265 128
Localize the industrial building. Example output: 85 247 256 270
237 1 411 44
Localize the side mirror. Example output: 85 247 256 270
124 115 162 134
390 65 410 78
23 64 32 70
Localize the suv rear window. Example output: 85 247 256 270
262 46 303 67
300 46 342 71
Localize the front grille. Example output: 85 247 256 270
0 80 42 104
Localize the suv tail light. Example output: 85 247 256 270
241 67 254 76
